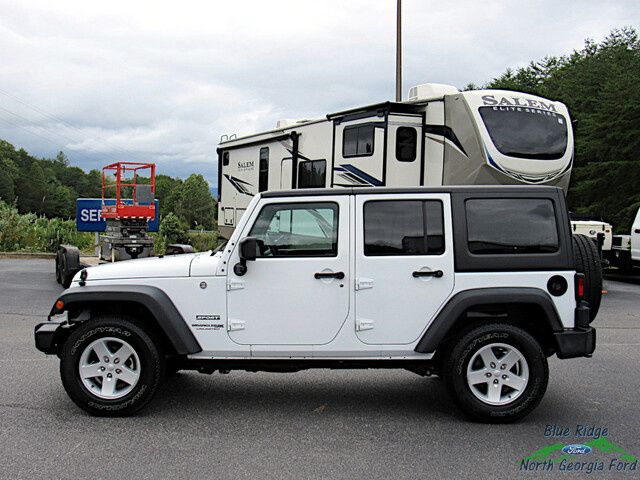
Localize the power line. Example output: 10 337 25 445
0 105 126 166
0 87 151 164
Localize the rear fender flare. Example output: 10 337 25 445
414 287 563 353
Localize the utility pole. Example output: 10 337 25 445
395 0 402 101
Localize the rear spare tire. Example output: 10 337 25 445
572 234 602 321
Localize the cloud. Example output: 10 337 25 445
0 0 637 185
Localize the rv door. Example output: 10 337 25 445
385 115 423 186
332 117 385 188
281 158 293 189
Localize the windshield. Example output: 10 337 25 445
479 106 568 160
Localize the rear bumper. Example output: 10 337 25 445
34 321 67 354
554 327 596 359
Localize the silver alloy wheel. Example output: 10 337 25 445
466 342 529 406
78 337 141 400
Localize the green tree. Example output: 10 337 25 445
176 174 216 229
159 212 188 244
155 174 183 214
0 158 18 202
486 27 640 231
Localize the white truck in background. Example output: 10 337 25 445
607 207 640 272
570 215 613 253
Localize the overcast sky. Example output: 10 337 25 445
0 0 637 186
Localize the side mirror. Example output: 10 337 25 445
239 237 258 262
234 237 258 276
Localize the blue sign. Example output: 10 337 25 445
76 198 160 232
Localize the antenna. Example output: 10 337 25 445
396 0 402 102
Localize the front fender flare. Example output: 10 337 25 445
52 285 202 355
414 287 563 353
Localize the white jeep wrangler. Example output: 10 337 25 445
35 186 600 422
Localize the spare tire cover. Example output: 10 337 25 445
572 234 603 322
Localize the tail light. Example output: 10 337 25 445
575 273 585 300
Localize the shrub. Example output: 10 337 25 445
159 213 189 244
187 230 220 252
0 201 93 252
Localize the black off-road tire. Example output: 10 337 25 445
572 234 603 321
60 316 163 416
443 323 549 423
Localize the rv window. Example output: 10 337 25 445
364 200 444 256
479 107 568 160
466 198 559 254
248 202 338 257
298 160 326 189
343 124 374 157
222 151 229 166
259 147 269 192
395 127 417 162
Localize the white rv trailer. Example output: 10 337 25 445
217 83 574 239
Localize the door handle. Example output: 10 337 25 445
412 270 443 278
314 271 345 280
634 229 640 234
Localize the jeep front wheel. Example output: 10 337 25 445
60 316 163 416
443 323 548 423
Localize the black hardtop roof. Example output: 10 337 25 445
260 185 565 198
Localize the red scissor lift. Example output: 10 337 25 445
56 161 191 288
99 162 156 262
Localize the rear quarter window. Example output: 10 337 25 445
466 198 559 254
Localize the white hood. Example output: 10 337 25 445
75 252 206 282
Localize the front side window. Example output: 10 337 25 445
479 107 568 160
364 200 444 256
249 202 338 257
466 198 559 254
298 160 326 188
259 147 269 192
343 124 375 157
396 127 417 162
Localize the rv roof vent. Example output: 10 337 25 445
407 83 459 102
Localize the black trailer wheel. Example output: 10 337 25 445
572 234 603 321
55 251 62 284
57 245 81 288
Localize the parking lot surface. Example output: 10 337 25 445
1 259 639 479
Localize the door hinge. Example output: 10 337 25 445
227 320 246 331
356 318 375 331
355 277 374 291
227 279 245 291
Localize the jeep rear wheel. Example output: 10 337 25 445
60 316 163 416
443 323 548 423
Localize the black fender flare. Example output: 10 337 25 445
52 285 202 355
414 287 563 353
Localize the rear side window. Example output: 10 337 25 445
364 200 444 256
343 124 375 157
396 127 417 162
298 160 326 188
466 198 558 254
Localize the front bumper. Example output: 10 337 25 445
554 327 596 359
34 321 67 354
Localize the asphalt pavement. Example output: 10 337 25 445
0 259 639 479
